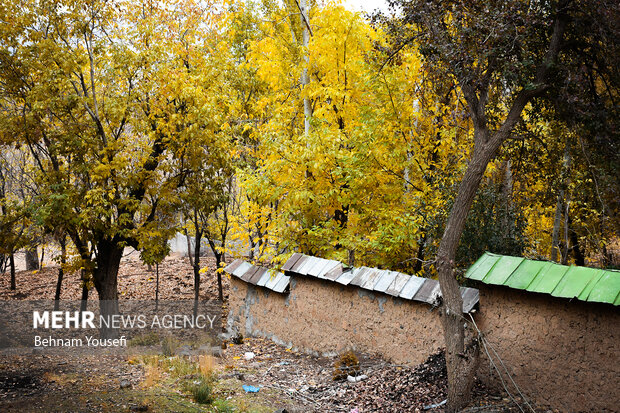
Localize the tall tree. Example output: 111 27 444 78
0 0 228 330
378 0 619 409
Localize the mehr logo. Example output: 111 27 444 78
33 311 96 329
32 311 218 330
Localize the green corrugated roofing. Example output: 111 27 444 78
465 252 620 306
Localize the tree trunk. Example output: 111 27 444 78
551 193 564 262
437 143 496 412
561 199 571 265
215 253 224 302
193 231 202 316
501 160 514 240
413 233 427 273
92 239 123 339
552 145 571 262
155 262 160 310
9 252 15 290
300 0 311 136
54 238 67 311
568 216 585 266
79 268 89 312
25 246 39 271
184 228 194 267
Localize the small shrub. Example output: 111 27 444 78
192 380 214 404
333 351 360 381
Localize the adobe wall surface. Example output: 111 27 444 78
227 275 444 365
227 276 619 412
475 285 620 412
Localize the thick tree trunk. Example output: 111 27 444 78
92 240 123 339
437 143 496 412
25 246 39 271
54 239 67 311
9 252 15 290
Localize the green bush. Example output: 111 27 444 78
192 380 214 404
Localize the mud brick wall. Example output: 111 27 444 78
227 276 619 412
475 285 620 412
227 276 444 365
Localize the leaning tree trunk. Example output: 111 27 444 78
92 239 123 339
437 141 500 412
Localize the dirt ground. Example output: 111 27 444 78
0 253 552 412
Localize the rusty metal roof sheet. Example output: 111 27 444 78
465 252 620 306
224 259 290 294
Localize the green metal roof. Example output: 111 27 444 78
465 252 620 306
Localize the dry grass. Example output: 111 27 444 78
198 355 216 377
142 363 163 388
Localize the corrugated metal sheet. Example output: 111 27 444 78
373 271 398 293
230 253 480 313
465 252 620 306
361 269 383 290
461 287 480 313
334 268 356 285
350 267 373 287
282 253 303 271
399 275 426 300
413 280 441 305
224 260 290 294
290 255 308 273
323 262 344 281
386 273 410 297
